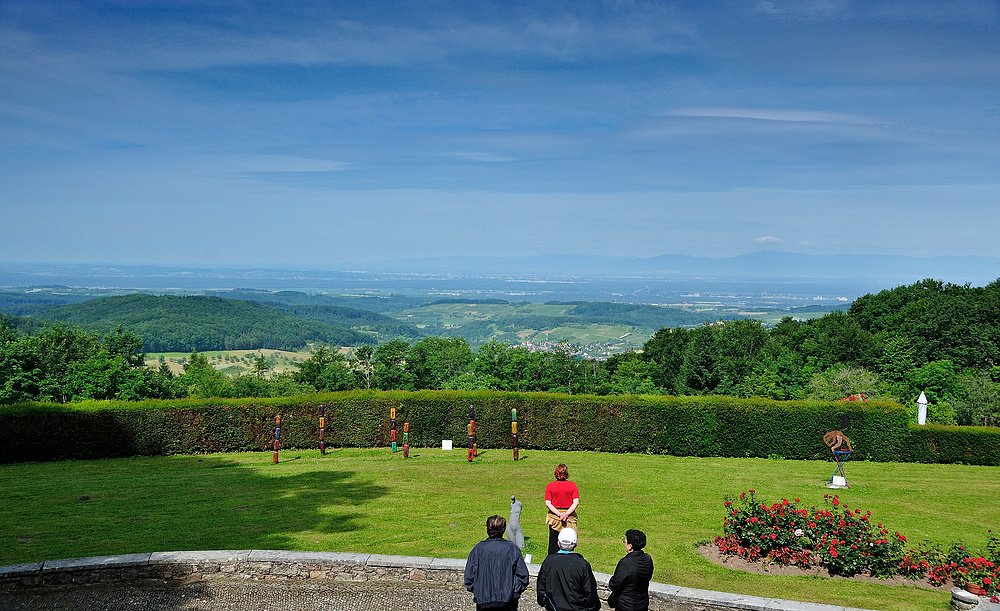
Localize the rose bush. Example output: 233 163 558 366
716 491 998 588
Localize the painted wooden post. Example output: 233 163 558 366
468 405 478 459
390 407 397 453
318 404 326 455
511 408 518 461
273 414 281 464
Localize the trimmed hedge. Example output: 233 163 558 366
901 423 1000 465
0 391 932 464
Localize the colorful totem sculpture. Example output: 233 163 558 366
273 414 281 464
403 421 410 458
467 405 477 461
390 407 398 453
511 408 518 461
318 404 326 455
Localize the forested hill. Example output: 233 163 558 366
38 294 376 352
261 303 424 342
221 289 427 313
558 301 726 328
212 290 426 341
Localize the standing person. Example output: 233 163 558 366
544 463 579 556
465 515 530 611
536 528 600 611
607 529 654 611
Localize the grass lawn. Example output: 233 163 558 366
3 449 997 611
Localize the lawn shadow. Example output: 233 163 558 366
4 455 392 563
170 457 391 548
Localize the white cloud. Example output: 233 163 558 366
754 236 783 244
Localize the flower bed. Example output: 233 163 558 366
715 490 1000 599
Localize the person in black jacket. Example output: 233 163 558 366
607 529 654 611
536 528 600 611
465 515 530 610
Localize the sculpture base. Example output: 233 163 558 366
826 476 849 489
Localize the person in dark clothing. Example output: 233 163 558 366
536 528 600 611
465 515 530 611
607 529 654 611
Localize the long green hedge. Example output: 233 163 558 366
1 391 950 464
901 423 1000 465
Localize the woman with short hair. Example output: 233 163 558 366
544 463 579 556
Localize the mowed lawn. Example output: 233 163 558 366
4 448 999 611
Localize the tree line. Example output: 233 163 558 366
2 278 999 427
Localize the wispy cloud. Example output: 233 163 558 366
0 3 704 75
752 0 849 20
440 151 514 163
664 108 876 124
755 236 783 244
752 0 999 25
238 155 348 173
871 1 998 24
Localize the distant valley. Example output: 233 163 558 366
0 286 837 357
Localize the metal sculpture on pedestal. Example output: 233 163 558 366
403 421 410 458
273 414 281 464
318 404 326 455
511 408 519 461
467 405 477 461
824 414 852 489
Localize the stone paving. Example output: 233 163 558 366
0 579 680 611
1 580 481 611
0 579 696 611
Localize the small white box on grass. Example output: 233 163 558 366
442 440 453 450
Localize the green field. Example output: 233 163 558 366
4 450 995 610
395 302 657 353
392 301 834 354
145 348 316 376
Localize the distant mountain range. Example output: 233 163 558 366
371 251 1000 284
1 251 997 290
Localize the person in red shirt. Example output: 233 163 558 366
544 463 579 556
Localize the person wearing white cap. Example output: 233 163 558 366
536 528 600 611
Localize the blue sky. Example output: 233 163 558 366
2 0 998 266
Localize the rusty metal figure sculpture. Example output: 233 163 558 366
824 414 852 489
822 429 852 453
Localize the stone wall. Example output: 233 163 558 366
0 550 887 611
